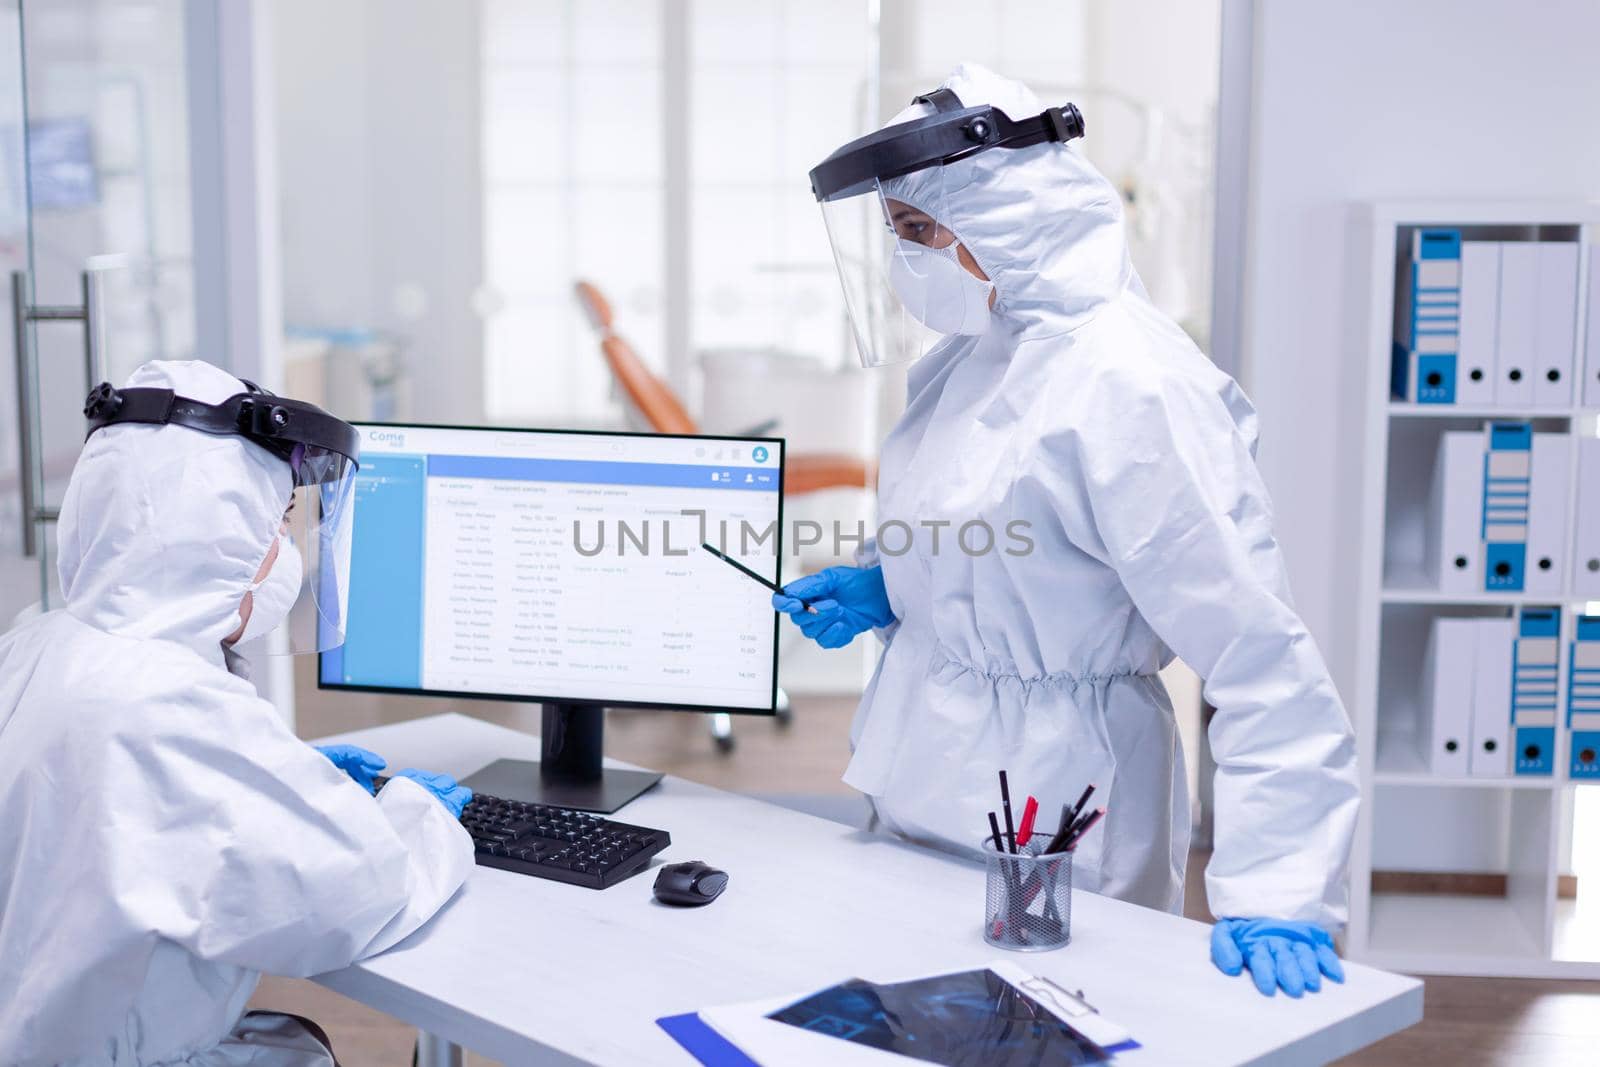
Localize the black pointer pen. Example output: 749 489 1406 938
701 543 818 613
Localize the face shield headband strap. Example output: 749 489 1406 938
809 88 1085 202
82 382 360 479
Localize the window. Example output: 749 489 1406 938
481 0 665 422
481 1 1218 419
688 1 868 368
483 1 868 424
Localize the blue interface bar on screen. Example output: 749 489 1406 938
427 454 778 490
320 454 427 688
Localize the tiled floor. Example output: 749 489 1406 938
249 678 1600 1065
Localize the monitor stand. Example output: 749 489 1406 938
459 702 662 814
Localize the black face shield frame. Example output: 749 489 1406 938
808 86 1085 204
83 380 360 482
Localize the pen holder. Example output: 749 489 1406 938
982 838 1073 952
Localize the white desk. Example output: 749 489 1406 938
312 714 1421 1066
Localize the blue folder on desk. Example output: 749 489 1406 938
657 1013 760 1067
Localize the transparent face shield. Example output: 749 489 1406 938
819 167 993 368
810 86 1083 368
268 444 357 655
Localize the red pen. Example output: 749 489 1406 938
1015 796 1040 847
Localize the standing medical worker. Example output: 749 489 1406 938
0 360 473 1065
778 64 1359 997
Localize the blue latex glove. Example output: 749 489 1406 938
315 744 387 794
392 768 473 818
771 565 896 649
1210 918 1345 998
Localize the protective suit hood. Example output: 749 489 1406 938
57 360 291 666
883 62 1132 337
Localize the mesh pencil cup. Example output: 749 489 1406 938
982 837 1073 951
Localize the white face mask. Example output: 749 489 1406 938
237 535 302 645
888 237 994 337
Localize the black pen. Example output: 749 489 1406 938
1043 783 1096 854
1043 804 1075 855
1067 783 1096 827
1063 807 1107 851
1055 809 1092 853
701 542 817 613
989 810 1024 941
999 770 1016 854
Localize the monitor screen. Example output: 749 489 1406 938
320 424 784 713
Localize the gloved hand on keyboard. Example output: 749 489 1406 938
1210 918 1345 997
392 768 473 818
313 744 387 794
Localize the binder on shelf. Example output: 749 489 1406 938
1523 433 1571 596
1456 241 1500 407
1392 228 1462 404
1469 616 1516 776
1510 606 1559 777
1585 246 1600 409
1494 242 1537 408
1420 617 1475 776
1575 435 1600 598
1427 431 1486 594
1481 422 1533 593
1532 242 1579 408
1569 614 1600 780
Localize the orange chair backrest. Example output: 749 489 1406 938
599 334 698 436
577 278 698 435
574 280 614 333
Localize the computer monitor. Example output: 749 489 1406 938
320 422 785 811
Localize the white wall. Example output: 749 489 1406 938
272 0 484 424
1084 0 1221 347
1084 0 1218 130
1238 0 1600 698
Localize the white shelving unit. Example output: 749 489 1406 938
1347 200 1600 978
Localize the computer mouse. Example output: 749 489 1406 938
652 860 728 906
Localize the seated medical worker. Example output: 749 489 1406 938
0 359 473 1066
779 63 1359 998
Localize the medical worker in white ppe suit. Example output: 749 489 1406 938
779 64 1360 997
0 359 474 1065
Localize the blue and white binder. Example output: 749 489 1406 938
1532 243 1579 408
1470 616 1516 777
1421 617 1475 775
1495 242 1538 407
1510 606 1559 777
1392 228 1462 404
1456 241 1500 407
1585 246 1600 409
1481 422 1533 592
1575 436 1600 599
1524 432 1571 596
1569 614 1600 780
1427 431 1486 594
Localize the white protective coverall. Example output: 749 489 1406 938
848 64 1360 927
0 360 474 1066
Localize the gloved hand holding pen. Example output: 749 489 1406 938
773 565 896 649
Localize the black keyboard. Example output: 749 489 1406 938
375 776 670 890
